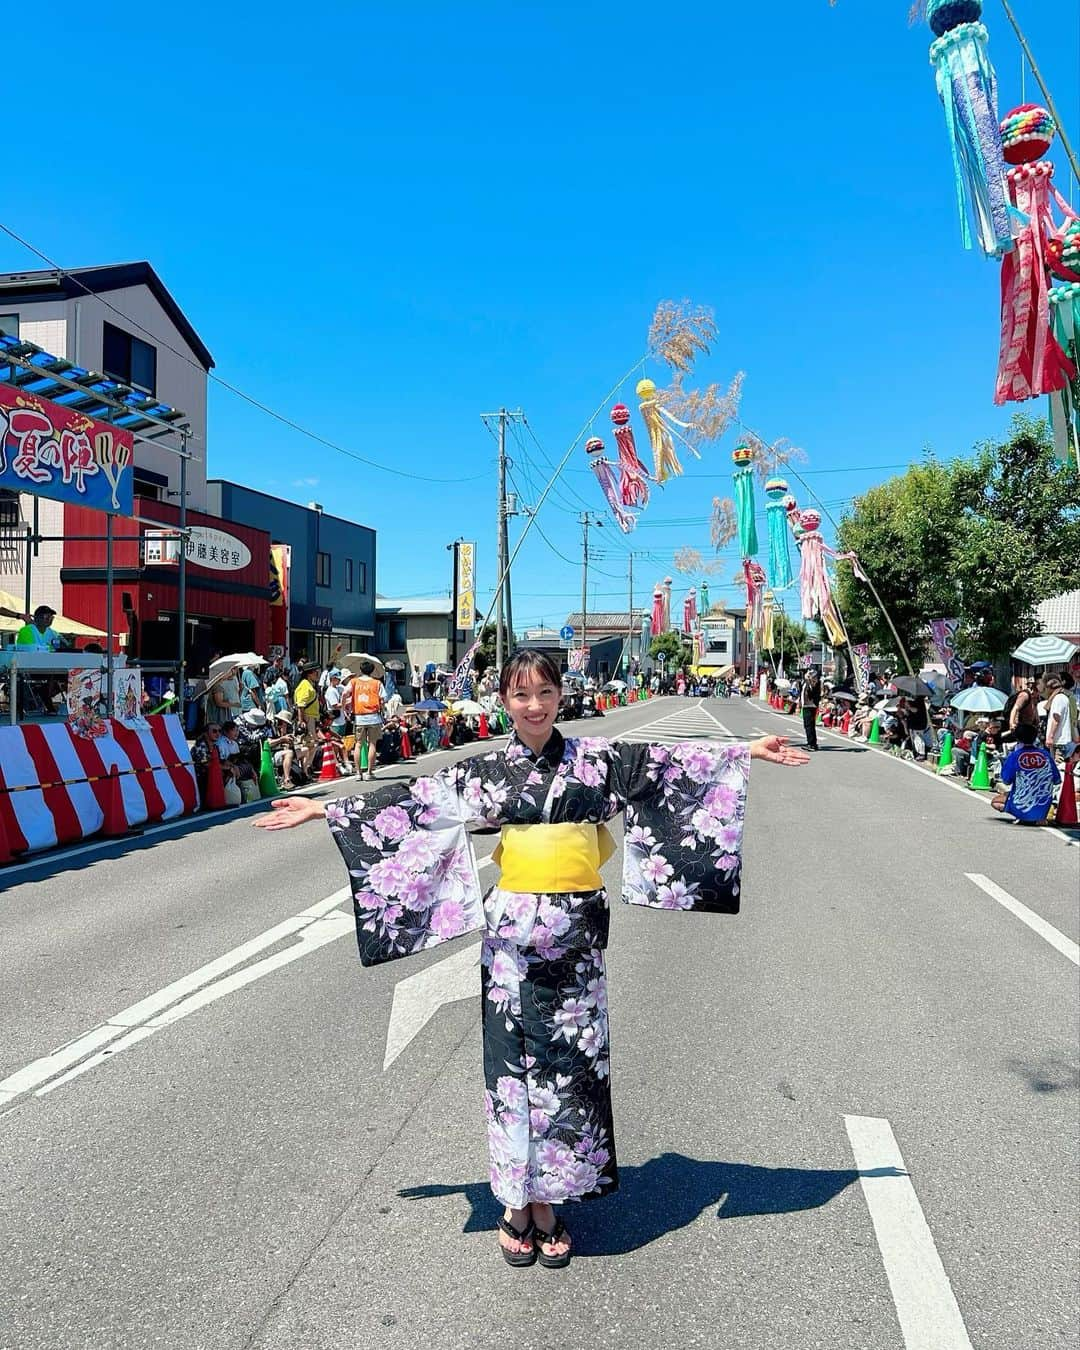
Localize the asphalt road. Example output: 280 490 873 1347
1 696 1077 1350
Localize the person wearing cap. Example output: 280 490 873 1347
16 605 62 652
269 709 301 789
293 664 321 773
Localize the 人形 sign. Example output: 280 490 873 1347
456 542 476 630
0 384 134 516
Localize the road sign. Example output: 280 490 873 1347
559 625 574 641
656 651 666 664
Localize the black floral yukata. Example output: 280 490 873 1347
327 729 749 1210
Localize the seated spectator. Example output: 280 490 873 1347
991 723 1060 824
191 725 243 792
219 720 256 782
267 710 301 789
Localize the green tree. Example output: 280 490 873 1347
649 631 691 669
834 417 1080 664
759 609 810 669
474 622 516 674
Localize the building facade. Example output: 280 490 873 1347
375 597 472 691
208 482 376 665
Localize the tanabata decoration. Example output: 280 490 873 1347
796 509 846 646
764 476 793 589
1048 281 1080 469
609 404 652 507
742 561 767 644
662 577 673 632
732 443 758 557
636 379 690 484
710 497 735 551
651 587 665 637
585 436 637 533
761 591 776 652
784 493 805 543
995 105 1077 404
926 0 1012 257
682 587 697 635
699 581 710 614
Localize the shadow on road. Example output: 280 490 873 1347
399 1152 903 1255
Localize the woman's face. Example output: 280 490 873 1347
505 668 560 749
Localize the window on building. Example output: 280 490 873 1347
316 551 331 587
375 620 390 649
102 321 157 395
0 489 21 526
389 619 407 650
0 314 19 339
357 561 367 593
345 558 353 591
133 468 164 501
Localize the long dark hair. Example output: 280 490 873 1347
499 649 562 699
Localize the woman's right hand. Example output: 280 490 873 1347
253 798 326 831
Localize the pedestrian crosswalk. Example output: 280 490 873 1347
613 700 737 744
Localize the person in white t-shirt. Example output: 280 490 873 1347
323 671 347 731
1044 674 1078 761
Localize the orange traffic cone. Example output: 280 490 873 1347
204 746 226 810
1056 762 1078 825
400 728 412 760
318 737 339 781
101 765 129 836
478 712 490 739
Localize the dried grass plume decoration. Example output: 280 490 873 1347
648 300 717 374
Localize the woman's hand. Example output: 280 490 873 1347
253 798 326 830
749 735 810 766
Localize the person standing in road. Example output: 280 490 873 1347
799 668 821 751
293 664 321 774
350 659 385 780
255 648 808 1270
411 664 422 704
1044 675 1078 765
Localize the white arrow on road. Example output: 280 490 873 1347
383 939 482 1070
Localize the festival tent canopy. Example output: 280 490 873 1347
1011 635 1079 666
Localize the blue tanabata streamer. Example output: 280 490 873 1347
764 486 793 590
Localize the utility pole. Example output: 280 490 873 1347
481 407 525 672
578 512 604 678
1000 0 1079 184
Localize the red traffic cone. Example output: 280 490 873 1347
318 737 339 781
841 710 852 735
478 712 490 739
1056 763 1078 825
204 746 226 810
400 728 412 760
101 765 129 836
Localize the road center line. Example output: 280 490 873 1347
964 873 1079 966
844 1115 973 1350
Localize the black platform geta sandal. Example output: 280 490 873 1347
497 1214 536 1267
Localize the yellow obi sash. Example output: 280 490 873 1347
493 822 616 894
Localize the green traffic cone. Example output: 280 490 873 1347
359 742 369 772
258 740 278 798
868 716 881 745
969 743 993 791
935 732 954 773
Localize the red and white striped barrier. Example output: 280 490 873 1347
0 714 198 859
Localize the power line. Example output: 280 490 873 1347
0 219 490 486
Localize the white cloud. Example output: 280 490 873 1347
292 477 320 487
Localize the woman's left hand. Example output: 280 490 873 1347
749 735 810 766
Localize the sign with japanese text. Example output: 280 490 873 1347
0 384 134 516
142 523 252 571
456 541 475 631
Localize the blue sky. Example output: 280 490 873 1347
4 1 1076 632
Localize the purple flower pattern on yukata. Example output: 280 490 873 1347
326 728 750 1203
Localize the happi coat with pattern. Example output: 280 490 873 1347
327 729 749 1209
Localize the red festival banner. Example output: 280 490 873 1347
0 384 134 516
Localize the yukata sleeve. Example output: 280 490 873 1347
613 740 750 914
326 762 489 967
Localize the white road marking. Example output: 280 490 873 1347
844 1115 973 1350
964 873 1079 966
383 939 482 1070
757 701 1080 846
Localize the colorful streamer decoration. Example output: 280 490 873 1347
699 581 710 615
1048 282 1080 470
761 591 776 652
636 379 684 484
585 436 637 532
743 561 767 645
796 509 846 646
764 476 793 589
732 443 758 558
609 404 652 507
650 587 665 637
926 0 1012 258
662 577 673 632
995 105 1077 404
682 587 697 635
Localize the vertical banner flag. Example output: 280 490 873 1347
930 618 966 689
446 640 480 701
270 543 291 651
852 642 871 695
456 542 476 631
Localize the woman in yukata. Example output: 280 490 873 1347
256 649 807 1268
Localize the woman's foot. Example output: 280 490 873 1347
497 1207 534 1262
530 1203 572 1262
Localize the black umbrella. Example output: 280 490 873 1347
890 676 934 697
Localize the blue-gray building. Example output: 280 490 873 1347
207 480 376 665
